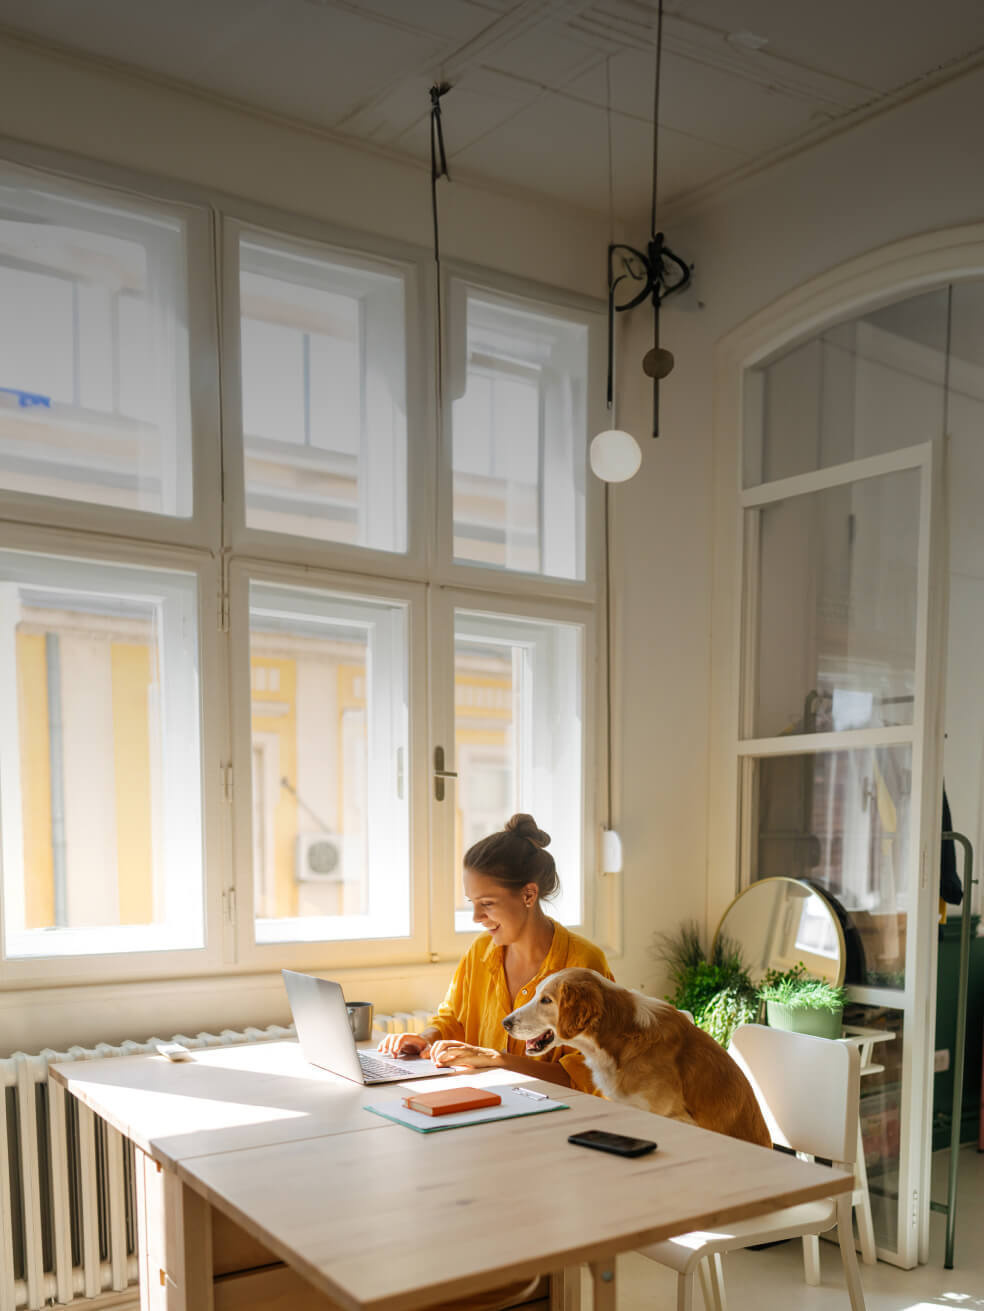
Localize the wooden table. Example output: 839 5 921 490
52 1040 853 1311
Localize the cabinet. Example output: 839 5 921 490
932 915 984 1150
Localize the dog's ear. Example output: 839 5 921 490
555 976 603 1040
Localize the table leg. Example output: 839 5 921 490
588 1260 616 1311
550 1268 582 1311
135 1150 214 1311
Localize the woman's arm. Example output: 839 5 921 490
429 1041 572 1088
494 1051 573 1087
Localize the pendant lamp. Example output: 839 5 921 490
590 0 693 483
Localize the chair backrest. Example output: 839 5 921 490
730 1024 860 1165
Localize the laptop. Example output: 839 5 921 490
282 969 457 1085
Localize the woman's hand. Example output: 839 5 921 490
376 1032 431 1058
430 1041 502 1069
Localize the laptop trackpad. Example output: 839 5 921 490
393 1057 457 1076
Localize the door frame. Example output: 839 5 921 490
706 225 984 1264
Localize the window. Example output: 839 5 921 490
450 283 589 580
0 166 193 517
0 158 602 983
453 609 584 932
238 234 408 552
247 581 410 944
0 550 202 958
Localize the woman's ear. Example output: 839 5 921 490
556 977 602 1040
522 882 538 909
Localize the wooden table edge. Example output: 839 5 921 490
175 1152 853 1311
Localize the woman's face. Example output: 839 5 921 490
462 868 537 947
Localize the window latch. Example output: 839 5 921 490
433 746 458 801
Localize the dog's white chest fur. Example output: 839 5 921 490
576 1044 649 1111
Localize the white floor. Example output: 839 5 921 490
591 1144 984 1310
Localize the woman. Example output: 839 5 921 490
378 813 614 1093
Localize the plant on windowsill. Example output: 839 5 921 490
653 921 759 1048
757 962 848 1040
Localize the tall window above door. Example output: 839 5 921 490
449 282 589 581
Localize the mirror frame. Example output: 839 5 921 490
711 876 847 987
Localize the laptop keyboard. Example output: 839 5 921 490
358 1051 415 1081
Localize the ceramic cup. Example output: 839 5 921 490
346 1001 373 1042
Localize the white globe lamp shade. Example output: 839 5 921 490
589 428 642 483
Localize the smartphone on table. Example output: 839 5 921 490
568 1129 658 1158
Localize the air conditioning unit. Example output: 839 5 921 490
295 831 345 883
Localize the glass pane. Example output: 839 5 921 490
0 168 193 516
249 582 409 942
750 469 921 739
239 238 407 552
0 553 202 957
750 745 912 988
451 285 588 580
844 1001 904 1252
744 287 947 487
453 609 583 931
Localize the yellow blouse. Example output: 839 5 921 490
427 920 614 1096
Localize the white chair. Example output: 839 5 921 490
638 1024 866 1311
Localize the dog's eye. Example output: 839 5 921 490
541 995 552 1004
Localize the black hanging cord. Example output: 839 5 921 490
429 82 451 443
650 0 663 243
602 0 692 440
430 82 451 255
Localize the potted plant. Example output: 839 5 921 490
757 963 847 1039
653 921 759 1048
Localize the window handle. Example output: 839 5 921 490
434 746 458 801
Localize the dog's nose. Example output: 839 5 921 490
502 1014 514 1033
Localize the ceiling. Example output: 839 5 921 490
2 0 984 223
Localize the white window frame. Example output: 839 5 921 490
0 159 221 554
436 263 606 602
0 142 607 989
227 559 431 972
428 586 598 961
220 218 433 581
0 522 226 988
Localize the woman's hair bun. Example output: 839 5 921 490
505 813 551 849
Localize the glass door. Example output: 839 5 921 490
738 296 949 1267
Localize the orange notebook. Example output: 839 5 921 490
402 1087 502 1117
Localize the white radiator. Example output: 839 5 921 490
0 1011 429 1311
0 1025 294 1311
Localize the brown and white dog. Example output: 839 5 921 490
504 967 770 1148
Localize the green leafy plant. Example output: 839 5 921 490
700 986 760 1047
757 962 847 1013
653 921 759 1047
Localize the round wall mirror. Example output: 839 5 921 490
712 877 846 986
